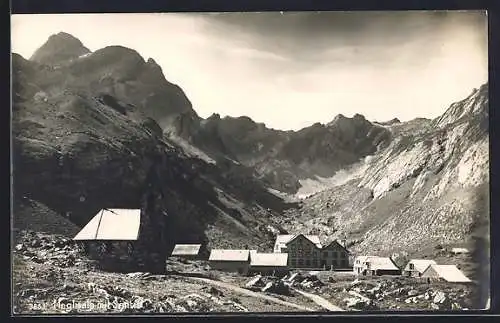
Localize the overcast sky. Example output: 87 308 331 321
12 11 487 130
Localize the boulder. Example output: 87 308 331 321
433 291 447 304
407 289 418 296
245 275 263 288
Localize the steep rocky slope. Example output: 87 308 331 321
12 34 291 254
278 84 489 259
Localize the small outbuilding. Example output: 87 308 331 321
353 256 401 276
249 253 289 276
421 264 472 283
171 244 202 259
209 249 251 275
450 248 470 255
403 259 437 277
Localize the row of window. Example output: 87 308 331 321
289 250 347 258
290 258 349 267
87 242 134 255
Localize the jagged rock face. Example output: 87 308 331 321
12 54 163 225
68 46 198 128
170 112 391 194
279 83 489 257
359 83 488 201
274 114 391 177
375 118 401 126
30 32 91 65
27 33 197 130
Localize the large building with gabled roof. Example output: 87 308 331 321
274 234 322 253
273 234 351 269
320 239 351 270
73 208 167 273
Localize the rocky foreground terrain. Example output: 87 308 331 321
13 230 477 314
12 230 323 313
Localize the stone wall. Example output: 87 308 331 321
248 266 288 276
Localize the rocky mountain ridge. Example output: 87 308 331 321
276 83 488 262
168 111 392 193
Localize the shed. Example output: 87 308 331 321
249 253 289 276
403 259 437 277
73 208 166 273
421 264 472 283
450 248 470 255
353 255 372 275
209 249 251 275
354 256 401 276
171 244 202 259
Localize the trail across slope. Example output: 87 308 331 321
292 288 345 311
185 276 316 312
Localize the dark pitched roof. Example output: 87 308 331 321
322 240 350 254
284 234 322 248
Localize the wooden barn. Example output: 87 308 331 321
73 208 166 273
402 259 437 277
421 264 472 283
208 249 251 275
249 253 289 276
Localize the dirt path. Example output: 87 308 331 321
184 276 315 312
292 288 345 311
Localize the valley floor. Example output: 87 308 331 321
12 230 481 314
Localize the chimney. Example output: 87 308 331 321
341 233 347 248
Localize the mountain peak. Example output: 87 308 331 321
353 113 366 120
48 32 82 42
30 31 91 65
147 57 158 65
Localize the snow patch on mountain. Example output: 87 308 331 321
167 135 216 164
296 155 374 199
78 53 91 59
